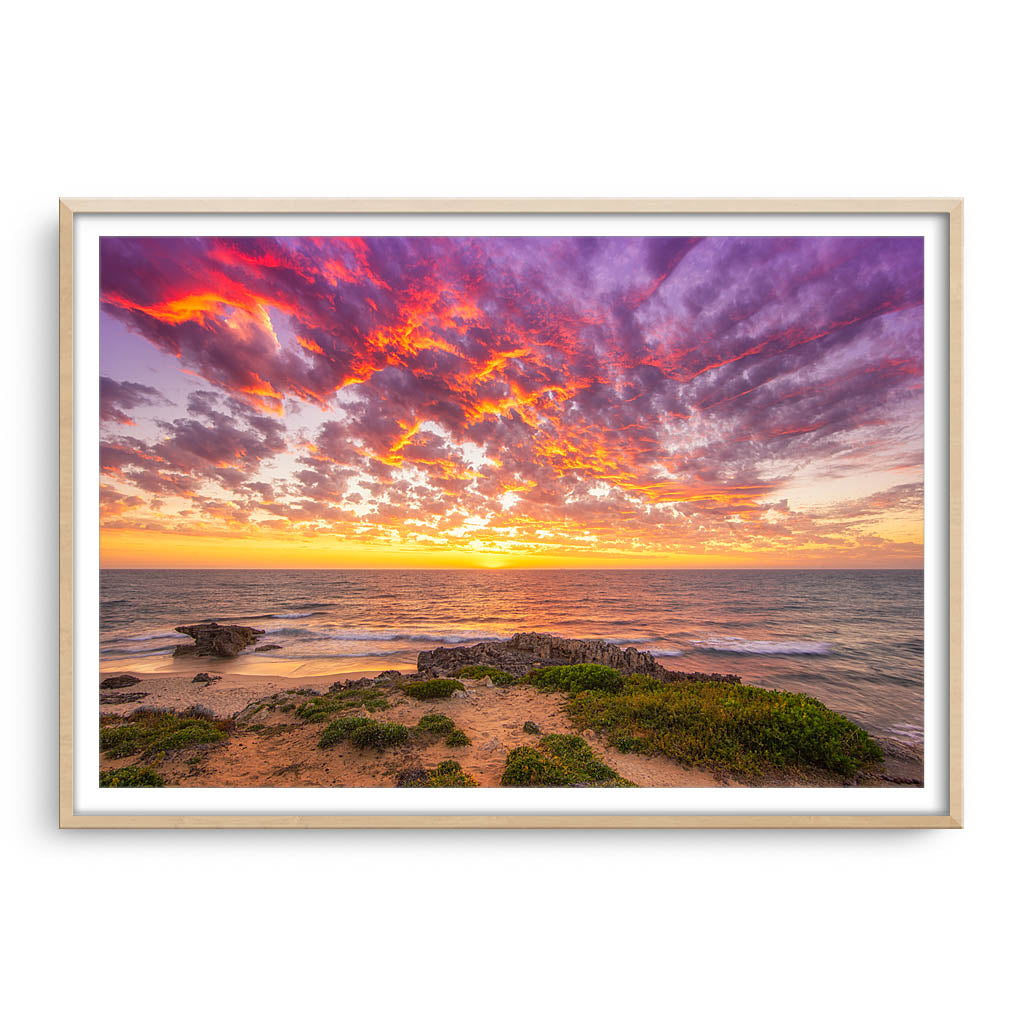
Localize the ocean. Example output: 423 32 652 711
99 568 923 743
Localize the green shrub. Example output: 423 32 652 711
99 765 165 787
539 734 624 783
500 734 633 787
156 723 227 750
100 710 230 759
350 721 410 750
295 689 388 722
568 674 884 776
318 716 369 748
318 716 409 751
522 720 541 735
500 746 568 786
612 735 650 754
524 663 624 695
99 724 145 759
399 759 479 788
445 728 471 747
455 665 516 686
403 678 465 700
415 713 457 735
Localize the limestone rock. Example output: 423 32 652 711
328 677 378 692
172 621 265 658
416 632 669 679
100 691 148 705
101 674 142 689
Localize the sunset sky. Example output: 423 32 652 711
99 235 924 569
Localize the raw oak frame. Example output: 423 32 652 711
58 197 963 829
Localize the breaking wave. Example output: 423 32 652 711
262 627 506 644
689 635 832 656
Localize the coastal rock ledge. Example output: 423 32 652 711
173 622 265 658
417 632 670 679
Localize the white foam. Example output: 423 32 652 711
317 629 506 644
689 635 832 656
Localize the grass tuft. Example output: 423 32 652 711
500 734 633 787
522 720 541 735
351 721 410 750
399 759 479 788
403 678 465 700
295 689 388 722
317 716 410 751
415 713 457 735
99 765 166 787
317 716 370 748
445 728 471 747
454 665 516 686
182 703 216 720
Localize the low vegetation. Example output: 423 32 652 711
350 721 410 750
412 712 470 746
317 716 367 748
100 709 231 759
522 720 541 735
501 734 633 787
403 678 465 700
99 765 166 787
455 665 516 686
294 688 389 722
317 716 410 751
399 759 479 788
523 663 625 695
415 713 457 736
568 671 884 776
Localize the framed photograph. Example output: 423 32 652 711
59 198 962 828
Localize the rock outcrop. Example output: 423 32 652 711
416 632 671 679
100 674 142 689
254 643 283 652
328 677 378 692
233 688 318 724
172 622 265 658
100 691 148 705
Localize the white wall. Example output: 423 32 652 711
3 3 1017 1021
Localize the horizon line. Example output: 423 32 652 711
99 565 924 572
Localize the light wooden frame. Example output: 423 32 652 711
59 198 963 829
